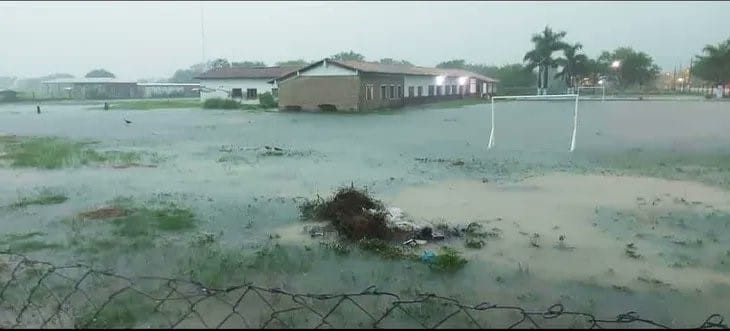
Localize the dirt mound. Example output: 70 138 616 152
78 207 128 219
301 187 390 240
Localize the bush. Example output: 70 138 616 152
258 92 277 109
202 98 240 109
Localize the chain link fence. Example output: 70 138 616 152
0 252 727 329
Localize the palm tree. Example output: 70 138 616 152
555 43 589 92
523 26 569 95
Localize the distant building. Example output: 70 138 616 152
41 78 139 100
0 89 18 102
271 59 498 111
40 79 200 100
195 66 301 104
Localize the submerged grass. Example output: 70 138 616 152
105 99 201 110
0 232 63 253
0 136 143 169
10 189 68 208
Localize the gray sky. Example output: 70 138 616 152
1 1 728 80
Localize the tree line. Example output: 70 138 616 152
163 31 729 93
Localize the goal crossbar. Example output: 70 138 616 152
576 86 605 101
488 94 579 152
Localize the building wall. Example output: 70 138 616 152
359 73 405 110
404 76 435 98
300 62 356 76
199 78 275 104
278 76 361 111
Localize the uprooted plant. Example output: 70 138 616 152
299 186 391 240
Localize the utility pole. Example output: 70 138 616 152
672 66 676 91
200 6 206 66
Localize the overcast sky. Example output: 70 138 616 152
1 1 728 80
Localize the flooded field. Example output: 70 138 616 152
1 100 729 327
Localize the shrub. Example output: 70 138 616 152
202 98 240 109
258 92 277 108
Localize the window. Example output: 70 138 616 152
417 86 423 97
272 88 278 97
436 86 443 96
408 86 414 97
398 86 403 98
365 84 374 100
428 85 434 96
446 85 450 95
231 88 243 98
452 85 457 94
381 85 387 99
459 85 464 95
246 88 257 99
470 79 477 94
389 85 395 99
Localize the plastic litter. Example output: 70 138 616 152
421 251 436 264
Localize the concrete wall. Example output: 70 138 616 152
278 76 361 111
199 78 275 104
404 76 435 98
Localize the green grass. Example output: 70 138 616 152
0 232 63 253
75 291 159 328
416 98 490 109
358 238 417 260
10 189 68 208
202 98 241 109
106 205 196 238
0 136 142 169
430 246 468 272
105 99 201 110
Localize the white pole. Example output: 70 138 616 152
570 93 579 152
488 98 495 149
602 86 605 102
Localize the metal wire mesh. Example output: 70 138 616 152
0 252 726 329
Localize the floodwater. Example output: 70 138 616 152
1 99 730 327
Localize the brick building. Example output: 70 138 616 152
272 59 499 112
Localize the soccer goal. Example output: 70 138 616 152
576 86 605 101
487 94 580 152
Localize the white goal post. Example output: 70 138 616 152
576 86 605 101
488 94 580 152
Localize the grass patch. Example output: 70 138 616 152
104 99 201 110
416 98 489 109
358 238 417 260
429 246 468 272
3 240 63 253
10 189 68 208
1 232 63 253
74 199 197 239
202 98 241 109
0 135 142 169
75 291 159 328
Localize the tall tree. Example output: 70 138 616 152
231 61 266 68
330 51 365 61
436 59 467 69
276 59 310 66
209 58 231 70
607 47 661 87
84 69 115 78
523 26 568 93
692 38 730 84
554 43 589 89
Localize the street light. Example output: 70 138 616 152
611 60 621 69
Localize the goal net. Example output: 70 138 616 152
488 94 580 152
576 86 605 101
